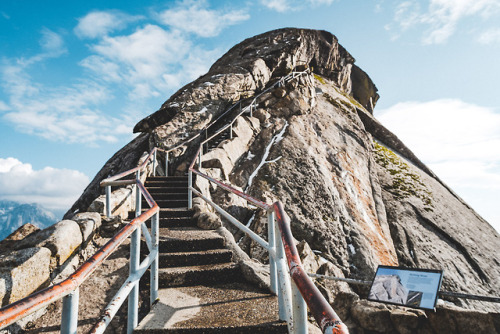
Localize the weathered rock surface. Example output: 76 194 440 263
0 247 51 305
15 220 82 269
64 133 150 218
50 28 500 333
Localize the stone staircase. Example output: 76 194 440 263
135 176 287 333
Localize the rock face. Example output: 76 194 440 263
67 28 500 332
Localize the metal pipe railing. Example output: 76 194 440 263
0 201 159 331
185 68 348 334
0 149 161 333
189 158 348 333
159 70 309 179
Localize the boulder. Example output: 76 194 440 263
0 247 51 305
100 215 125 238
72 212 101 243
201 148 234 180
15 220 82 269
196 212 222 230
240 259 270 291
0 223 40 255
350 300 393 333
88 186 135 220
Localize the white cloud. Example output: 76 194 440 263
478 27 500 44
0 59 128 144
16 29 67 67
39 28 66 56
376 99 500 231
0 157 89 212
82 24 221 100
260 0 290 12
157 0 249 37
0 101 9 111
260 0 335 12
92 25 190 82
74 10 142 39
389 0 500 44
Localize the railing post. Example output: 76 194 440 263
165 151 169 177
61 288 79 334
291 281 308 334
267 210 277 295
128 171 142 333
153 149 157 176
127 227 140 333
135 172 141 217
198 146 203 169
274 221 288 321
188 169 193 209
105 186 111 218
229 124 233 140
150 212 159 305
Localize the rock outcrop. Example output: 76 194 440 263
59 28 500 333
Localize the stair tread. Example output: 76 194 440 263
160 248 232 257
159 262 237 274
136 283 283 332
159 228 223 242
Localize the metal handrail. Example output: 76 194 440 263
0 150 161 334
189 163 348 333
273 202 348 334
100 148 157 186
156 70 309 176
186 70 349 333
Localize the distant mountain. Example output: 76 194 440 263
0 200 57 241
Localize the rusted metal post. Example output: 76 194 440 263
153 149 157 176
128 173 142 333
268 210 277 295
135 172 141 217
61 288 79 334
198 146 203 169
274 220 288 321
150 212 159 305
105 186 111 218
127 227 140 334
188 169 193 209
291 280 307 334
165 151 169 176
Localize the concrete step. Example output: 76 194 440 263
129 209 194 221
154 200 188 208
147 187 188 194
145 193 188 201
143 216 196 228
159 209 194 219
141 196 188 208
158 228 225 252
159 249 233 268
148 176 188 181
135 283 286 333
145 180 188 187
158 263 240 287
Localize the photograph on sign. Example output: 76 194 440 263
368 265 443 310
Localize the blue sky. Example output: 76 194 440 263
0 0 499 231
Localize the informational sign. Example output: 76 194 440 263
368 265 443 310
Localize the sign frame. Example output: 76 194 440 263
367 265 443 310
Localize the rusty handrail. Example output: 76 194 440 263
273 202 348 334
0 200 158 328
189 168 348 333
0 147 160 331
100 147 157 186
186 67 348 333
